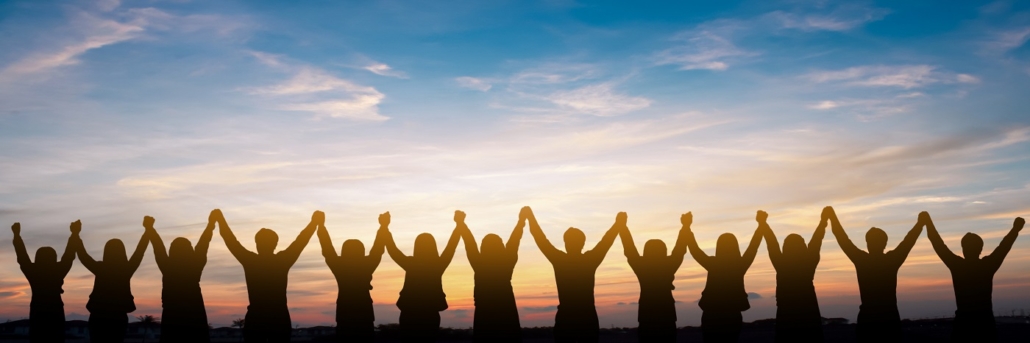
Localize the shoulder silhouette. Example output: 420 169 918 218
147 211 216 343
762 209 826 342
528 207 621 343
74 218 151 343
684 211 764 343
317 211 389 342
925 212 1023 343
12 221 78 343
456 207 525 342
618 212 690 342
219 210 321 343
383 210 463 342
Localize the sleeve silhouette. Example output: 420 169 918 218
459 223 479 267
506 212 526 256
367 225 388 272
586 212 624 264
829 209 864 261
12 223 31 270
384 229 412 269
984 217 1024 271
684 227 712 270
924 212 961 267
438 225 463 269
620 225 640 263
149 227 169 271
742 226 764 270
195 216 215 267
809 212 827 262
58 228 79 277
127 229 151 274
280 213 320 266
219 215 255 262
317 225 337 260
762 222 781 268
74 222 100 273
889 217 924 265
669 213 692 269
527 208 563 262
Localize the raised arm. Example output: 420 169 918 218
194 210 217 266
742 218 765 270
11 223 30 267
317 224 337 261
128 218 153 274
620 222 640 262
985 217 1024 270
73 221 100 273
587 212 624 263
828 207 864 261
758 211 781 267
145 216 168 270
218 212 253 261
58 224 79 277
281 211 322 266
366 214 390 271
923 212 961 267
809 208 828 261
438 211 465 268
457 219 479 266
889 213 924 264
670 213 693 264
683 218 712 269
526 207 563 262
506 208 528 255
381 216 411 269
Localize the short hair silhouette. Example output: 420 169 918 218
528 207 621 343
761 209 827 342
74 219 152 343
456 208 525 342
219 210 320 343
830 208 922 343
12 221 78 343
619 212 691 342
317 211 389 342
383 211 463 342
146 212 216 343
925 212 1023 343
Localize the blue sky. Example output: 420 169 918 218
1 0 1029 328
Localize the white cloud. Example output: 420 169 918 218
280 97 387 121
803 65 978 89
655 29 750 71
250 66 388 121
956 74 981 84
455 76 492 91
986 27 1030 52
765 5 889 32
363 62 408 78
545 83 651 116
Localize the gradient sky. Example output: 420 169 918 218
1 0 1030 329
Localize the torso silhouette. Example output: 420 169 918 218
327 256 377 315
698 256 749 312
470 254 517 310
397 257 449 311
239 252 293 313
772 256 819 317
86 262 137 313
628 258 678 323
852 252 904 314
21 263 69 311
947 257 999 315
158 257 208 329
552 252 604 314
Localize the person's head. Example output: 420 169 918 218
961 233 983 259
865 227 888 254
782 234 807 257
563 228 586 254
169 237 194 260
34 247 57 265
103 239 127 263
480 234 505 258
716 233 740 258
414 233 439 258
643 239 668 258
341 239 365 258
255 228 278 255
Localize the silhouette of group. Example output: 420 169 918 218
7 206 1024 342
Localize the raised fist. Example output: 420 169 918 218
681 212 693 227
11 222 20 235
756 210 769 224
209 209 223 223
312 211 325 226
1015 217 1025 231
821 206 834 221
143 216 156 229
615 212 628 227
70 220 81 234
454 210 466 224
519 206 532 220
379 212 391 227
918 211 931 224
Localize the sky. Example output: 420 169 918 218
1 0 1030 329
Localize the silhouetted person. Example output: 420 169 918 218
830 207 922 343
925 212 1023 342
456 207 526 342
760 209 826 343
74 218 152 343
684 212 764 343
618 212 691 343
146 212 216 343
12 221 78 343
220 210 322 343
317 211 389 342
383 210 463 342
528 207 621 343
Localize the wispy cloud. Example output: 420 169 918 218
455 76 492 91
802 65 979 88
363 62 408 78
655 26 751 71
249 64 387 121
764 4 889 32
544 82 650 116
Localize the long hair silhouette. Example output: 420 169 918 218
74 218 151 343
925 212 1023 343
618 212 691 343
761 209 827 342
830 207 922 343
383 211 463 342
316 212 389 342
456 207 526 342
219 210 321 343
146 211 216 343
527 207 621 343
11 221 78 343
684 212 764 343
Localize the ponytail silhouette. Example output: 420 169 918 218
761 209 826 342
147 212 216 343
528 207 621 343
12 221 78 343
830 207 922 343
684 211 764 343
383 211 463 342
74 218 151 343
219 210 321 343
925 212 1023 343
456 208 525 342
618 212 691 342
316 212 389 342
